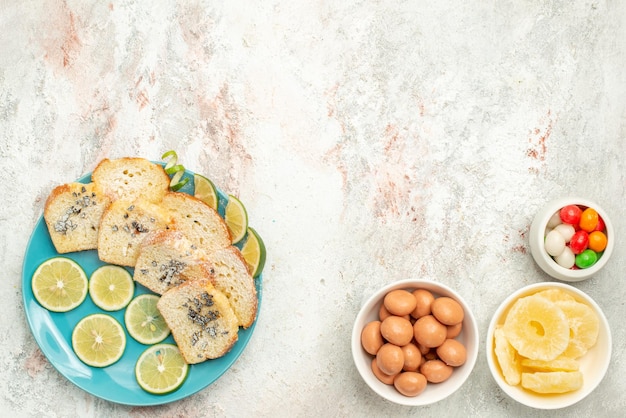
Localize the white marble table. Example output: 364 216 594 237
2 1 625 416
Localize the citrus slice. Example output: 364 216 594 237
225 195 248 244
241 227 266 278
493 326 522 385
521 371 583 394
89 265 135 311
503 294 569 361
135 343 189 394
124 294 170 345
72 313 126 367
31 257 88 312
194 173 219 210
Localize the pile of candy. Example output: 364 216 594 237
543 205 608 269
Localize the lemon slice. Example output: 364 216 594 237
135 343 189 394
31 257 88 312
72 313 126 367
194 173 219 210
225 195 248 244
89 265 135 311
241 227 266 278
124 294 170 345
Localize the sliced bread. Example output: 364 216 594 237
133 230 204 295
203 247 257 329
133 231 257 328
157 278 239 364
97 198 171 266
92 157 170 203
160 192 231 252
43 182 111 253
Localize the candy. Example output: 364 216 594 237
560 205 582 225
554 246 575 269
594 216 605 232
578 208 598 232
547 211 562 229
544 230 566 257
553 224 575 243
543 204 608 270
575 249 598 269
569 230 589 255
588 231 607 253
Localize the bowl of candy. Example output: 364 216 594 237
351 279 479 406
529 198 614 282
486 282 611 409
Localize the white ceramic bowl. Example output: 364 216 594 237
529 197 614 282
486 282 611 410
351 279 479 406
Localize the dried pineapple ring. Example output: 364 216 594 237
493 326 522 385
503 295 569 361
521 356 580 372
534 288 575 303
521 371 583 394
556 300 600 359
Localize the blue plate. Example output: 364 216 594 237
21 169 262 406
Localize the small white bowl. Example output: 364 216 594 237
351 279 479 406
486 282 611 410
529 197 614 282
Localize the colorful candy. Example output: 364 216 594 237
575 249 598 269
578 208 598 232
543 204 608 270
569 230 589 255
588 231 607 252
559 205 582 225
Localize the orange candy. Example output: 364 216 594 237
579 208 599 232
588 230 607 252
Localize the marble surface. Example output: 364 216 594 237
2 1 626 417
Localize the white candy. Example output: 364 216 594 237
555 246 575 269
544 230 566 257
553 223 575 243
547 211 562 229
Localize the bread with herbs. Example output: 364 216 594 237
97 198 172 266
44 182 111 253
157 277 239 364
133 230 203 294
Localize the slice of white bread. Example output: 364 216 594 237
133 231 257 328
157 278 239 364
133 230 203 295
43 182 112 253
160 192 231 252
92 157 170 203
203 247 257 329
97 198 171 266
